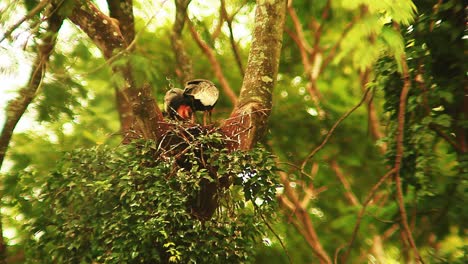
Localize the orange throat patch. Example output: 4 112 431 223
177 105 192 119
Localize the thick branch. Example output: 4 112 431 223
221 0 286 150
68 0 167 142
107 0 135 44
0 9 64 262
68 1 126 58
171 0 193 83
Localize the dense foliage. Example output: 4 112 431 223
19 131 278 263
0 0 466 263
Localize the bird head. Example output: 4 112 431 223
164 88 193 120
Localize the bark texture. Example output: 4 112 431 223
221 0 287 150
68 0 167 142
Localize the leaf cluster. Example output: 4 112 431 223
22 131 279 263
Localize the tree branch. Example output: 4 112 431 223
278 171 332 264
429 123 463 153
171 0 193 83
188 19 238 105
0 0 50 43
221 0 245 76
301 87 372 170
287 2 323 111
393 52 425 263
0 8 64 263
340 168 396 263
329 160 360 206
360 68 387 153
68 0 167 142
107 0 135 44
320 5 364 74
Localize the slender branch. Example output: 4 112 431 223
0 9 64 263
360 68 387 153
221 0 245 76
393 53 424 263
278 171 332 264
310 0 330 56
340 168 396 263
286 3 323 113
429 123 463 153
0 0 50 43
320 6 364 73
171 0 193 83
211 1 225 40
187 19 238 105
301 87 372 170
329 160 360 206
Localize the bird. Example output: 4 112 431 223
164 88 193 121
183 79 219 125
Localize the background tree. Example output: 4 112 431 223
0 0 466 263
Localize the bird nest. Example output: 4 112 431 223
155 121 233 220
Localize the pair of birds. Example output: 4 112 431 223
164 79 219 125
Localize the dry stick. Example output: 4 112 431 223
0 0 50 43
340 168 397 263
394 54 425 264
301 87 372 170
187 20 238 105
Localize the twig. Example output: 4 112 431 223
0 0 50 43
257 207 292 264
301 87 372 170
340 168 396 263
334 244 346 264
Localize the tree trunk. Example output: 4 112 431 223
221 0 287 150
